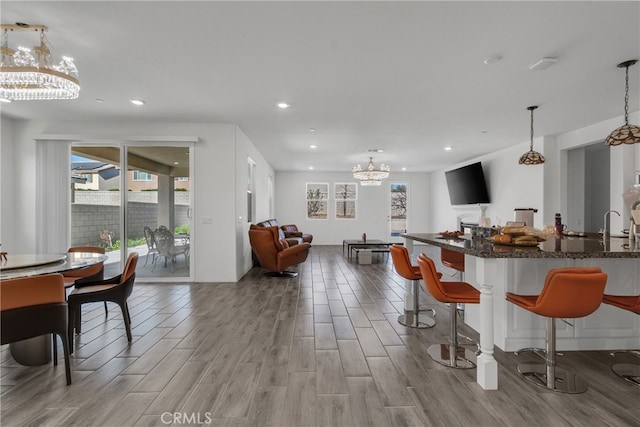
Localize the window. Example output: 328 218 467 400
306 182 328 219
133 170 152 181
81 173 93 183
175 177 189 182
334 183 357 219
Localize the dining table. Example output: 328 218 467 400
1 251 108 366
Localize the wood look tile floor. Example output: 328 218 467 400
2 245 639 427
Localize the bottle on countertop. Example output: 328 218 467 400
555 213 563 236
362 233 367 243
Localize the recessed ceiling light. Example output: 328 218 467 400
481 130 488 134
368 148 384 153
95 98 104 103
483 55 502 65
309 128 316 132
308 166 314 170
529 57 558 71
0 97 11 103
444 146 453 151
130 99 145 106
401 167 407 171
309 145 317 149
173 161 179 165
277 102 290 109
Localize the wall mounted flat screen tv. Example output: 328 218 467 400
444 162 491 205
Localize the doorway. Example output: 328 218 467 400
70 143 193 281
388 182 408 242
566 142 610 232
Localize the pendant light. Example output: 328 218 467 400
605 59 640 146
519 106 545 165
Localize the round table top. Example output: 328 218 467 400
0 253 67 270
0 252 108 280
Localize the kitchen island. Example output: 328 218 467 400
402 232 640 390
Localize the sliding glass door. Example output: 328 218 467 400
70 143 192 281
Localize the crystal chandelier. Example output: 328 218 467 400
519 105 545 165
1 24 79 101
605 59 640 146
352 157 390 186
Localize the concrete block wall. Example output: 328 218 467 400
71 201 189 247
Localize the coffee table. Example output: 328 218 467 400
342 239 401 260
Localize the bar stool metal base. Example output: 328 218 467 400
426 303 476 369
517 363 588 394
397 312 435 328
611 363 640 387
398 279 435 329
266 271 298 278
427 344 476 369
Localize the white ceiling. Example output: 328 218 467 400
1 1 639 172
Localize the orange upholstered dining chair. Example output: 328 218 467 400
506 267 607 393
63 246 107 315
1 273 72 385
67 252 139 353
62 246 106 287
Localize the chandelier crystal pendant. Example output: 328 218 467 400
352 157 390 186
519 105 545 165
605 59 640 146
0 24 80 101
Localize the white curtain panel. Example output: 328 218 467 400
36 140 70 253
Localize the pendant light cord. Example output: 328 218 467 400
624 64 630 125
528 106 537 151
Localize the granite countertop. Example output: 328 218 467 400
402 233 640 259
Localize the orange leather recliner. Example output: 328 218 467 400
249 225 310 277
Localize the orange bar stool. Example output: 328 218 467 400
389 245 436 328
441 247 465 281
602 292 640 387
417 253 480 369
506 267 607 393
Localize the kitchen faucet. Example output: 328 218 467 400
603 210 620 237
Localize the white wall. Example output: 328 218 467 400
235 126 275 278
430 112 640 234
430 141 544 232
1 116 16 251
275 171 430 245
0 118 272 282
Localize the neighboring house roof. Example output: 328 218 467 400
71 162 120 180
